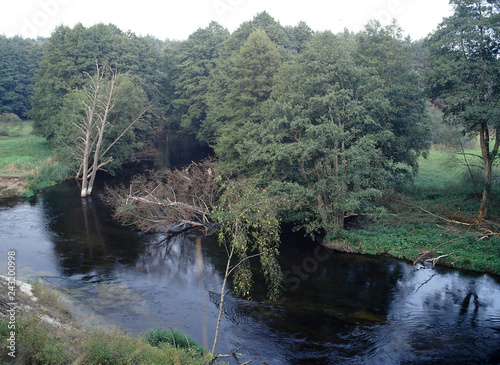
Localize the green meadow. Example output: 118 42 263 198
0 121 69 197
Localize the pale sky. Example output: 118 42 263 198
1 0 453 41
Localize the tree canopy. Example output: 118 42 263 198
1 13 439 233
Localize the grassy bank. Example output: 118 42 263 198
0 278 214 364
0 121 70 197
328 149 500 276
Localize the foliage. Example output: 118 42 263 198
21 160 70 198
142 328 203 354
334 149 500 276
0 315 210 365
238 31 392 235
356 20 432 174
84 330 209 365
56 62 149 197
213 181 283 300
0 35 44 117
29 23 159 141
203 27 283 151
428 103 477 149
0 113 23 136
172 22 229 136
0 315 72 364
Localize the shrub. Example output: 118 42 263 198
0 113 22 136
0 315 72 365
20 160 70 197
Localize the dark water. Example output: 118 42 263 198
1 139 500 363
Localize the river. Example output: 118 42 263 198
1 142 500 364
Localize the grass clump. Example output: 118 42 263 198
0 316 211 365
142 328 204 355
0 278 213 365
0 315 73 365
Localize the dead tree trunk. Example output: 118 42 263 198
73 61 146 197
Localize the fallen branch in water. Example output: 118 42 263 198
212 345 252 364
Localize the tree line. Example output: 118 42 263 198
1 2 499 235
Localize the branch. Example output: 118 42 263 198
396 199 476 227
125 195 210 216
456 152 483 159
413 237 461 265
100 106 149 158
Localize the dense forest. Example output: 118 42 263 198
1 3 499 271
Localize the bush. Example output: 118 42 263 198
0 315 72 364
0 113 22 136
20 160 71 197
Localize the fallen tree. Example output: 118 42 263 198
104 158 220 233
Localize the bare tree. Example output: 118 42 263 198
71 61 148 197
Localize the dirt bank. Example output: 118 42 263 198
0 176 26 198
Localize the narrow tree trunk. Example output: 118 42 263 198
212 245 233 355
479 161 491 219
477 123 500 219
80 121 93 197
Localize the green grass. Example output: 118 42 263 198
0 314 213 365
0 121 52 175
142 328 204 355
332 149 500 276
0 121 70 197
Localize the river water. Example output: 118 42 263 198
1 151 500 364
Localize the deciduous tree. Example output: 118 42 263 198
240 32 390 235
426 0 500 218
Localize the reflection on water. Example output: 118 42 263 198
1 182 500 364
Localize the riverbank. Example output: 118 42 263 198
0 121 70 198
326 149 500 277
0 276 213 364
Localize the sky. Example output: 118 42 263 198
0 0 453 41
